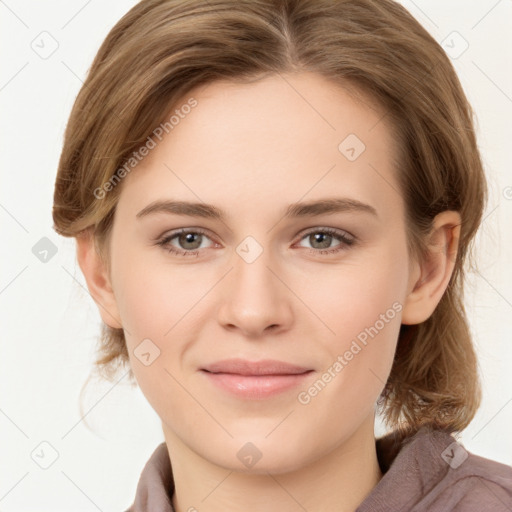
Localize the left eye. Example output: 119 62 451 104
158 229 214 253
297 228 355 252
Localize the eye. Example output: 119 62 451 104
296 227 355 254
156 228 216 256
156 226 356 257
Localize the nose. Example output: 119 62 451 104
217 244 294 338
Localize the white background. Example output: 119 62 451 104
1 0 511 510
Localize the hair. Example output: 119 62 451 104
53 0 487 435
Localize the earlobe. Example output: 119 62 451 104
75 230 123 329
401 211 461 325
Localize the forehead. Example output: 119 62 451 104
117 72 403 221
167 72 393 159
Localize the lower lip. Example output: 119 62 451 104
201 370 314 399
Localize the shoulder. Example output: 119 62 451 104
430 450 512 511
411 428 512 511
364 426 512 512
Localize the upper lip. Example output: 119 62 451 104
201 358 312 376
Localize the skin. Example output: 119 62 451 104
77 71 461 512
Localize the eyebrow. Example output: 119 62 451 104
136 197 378 220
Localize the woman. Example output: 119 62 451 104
52 0 512 510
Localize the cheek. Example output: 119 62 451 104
294 276 403 445
111 259 197 415
112 250 207 343
295 242 408 408
110 246 219 406
302 246 408 351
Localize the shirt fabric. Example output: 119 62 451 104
124 426 512 511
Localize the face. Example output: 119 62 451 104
106 72 417 473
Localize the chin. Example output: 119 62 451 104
201 432 321 476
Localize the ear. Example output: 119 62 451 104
75 230 123 329
401 211 461 325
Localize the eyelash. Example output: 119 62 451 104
155 227 356 257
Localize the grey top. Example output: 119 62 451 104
124 426 512 511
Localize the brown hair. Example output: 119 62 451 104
53 0 486 434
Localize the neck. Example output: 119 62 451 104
164 417 382 512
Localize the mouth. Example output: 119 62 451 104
201 358 312 376
200 359 314 399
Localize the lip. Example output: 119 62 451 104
200 359 314 399
201 358 312 376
